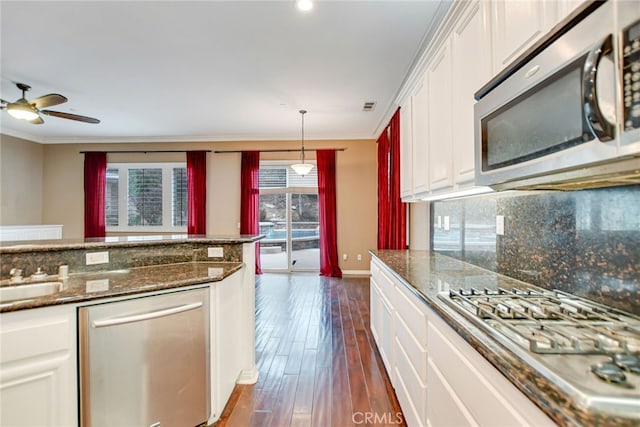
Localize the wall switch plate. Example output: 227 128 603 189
343 253 348 261
443 216 450 231
208 247 224 258
496 215 505 236
436 216 442 229
86 251 109 265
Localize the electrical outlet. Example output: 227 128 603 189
496 215 505 236
86 251 109 265
86 279 109 293
343 253 348 261
357 254 362 261
208 267 224 277
208 247 224 258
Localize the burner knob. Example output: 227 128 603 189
590 362 633 388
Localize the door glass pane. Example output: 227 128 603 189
291 193 319 271
259 193 288 270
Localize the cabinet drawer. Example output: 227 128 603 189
371 261 396 299
427 357 474 427
394 313 427 383
394 335 427 421
394 281 428 344
428 315 554 427
393 363 426 427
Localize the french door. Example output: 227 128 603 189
259 164 319 272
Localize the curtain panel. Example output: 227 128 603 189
240 151 263 275
377 108 407 250
84 152 107 238
187 151 207 235
317 150 342 278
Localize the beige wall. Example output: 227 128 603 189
409 201 429 250
0 134 44 224
17 138 378 272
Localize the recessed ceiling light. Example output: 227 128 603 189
296 0 313 12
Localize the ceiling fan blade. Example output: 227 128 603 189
30 116 44 125
41 110 100 124
31 94 67 109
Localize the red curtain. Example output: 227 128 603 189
377 129 390 249
377 108 407 250
317 150 342 277
240 151 262 275
84 152 107 238
187 151 207 235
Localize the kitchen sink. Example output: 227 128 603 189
0 282 63 302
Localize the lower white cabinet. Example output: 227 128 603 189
0 305 77 427
370 258 554 427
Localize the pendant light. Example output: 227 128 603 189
291 109 314 176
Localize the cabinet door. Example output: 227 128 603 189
427 39 454 191
411 73 430 195
452 1 492 186
0 305 77 427
400 96 414 199
554 0 583 27
490 0 555 73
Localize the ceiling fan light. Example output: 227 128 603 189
291 163 314 176
296 0 313 12
7 103 39 121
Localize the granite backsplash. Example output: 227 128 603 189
431 184 640 315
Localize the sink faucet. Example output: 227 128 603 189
9 268 23 283
30 267 48 281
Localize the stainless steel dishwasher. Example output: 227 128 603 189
79 288 210 427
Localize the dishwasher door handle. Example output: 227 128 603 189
92 301 203 328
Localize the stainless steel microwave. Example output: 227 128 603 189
474 0 640 191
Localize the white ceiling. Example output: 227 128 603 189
0 0 449 144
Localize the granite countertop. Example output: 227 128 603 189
0 261 242 313
0 234 264 254
370 249 637 427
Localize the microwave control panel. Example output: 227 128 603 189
622 19 640 131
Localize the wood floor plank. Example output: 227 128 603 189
212 274 405 427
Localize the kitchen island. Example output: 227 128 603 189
370 250 640 427
0 235 262 426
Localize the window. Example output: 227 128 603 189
106 163 187 232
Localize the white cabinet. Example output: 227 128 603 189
370 258 554 427
452 1 492 186
490 0 556 74
426 309 555 427
0 305 77 427
427 39 454 192
400 96 414 199
411 75 430 195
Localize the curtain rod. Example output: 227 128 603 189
79 150 212 154
213 148 347 154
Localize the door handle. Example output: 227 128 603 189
582 34 615 142
92 301 203 328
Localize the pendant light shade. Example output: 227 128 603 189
291 109 314 176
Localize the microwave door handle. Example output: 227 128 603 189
582 34 615 142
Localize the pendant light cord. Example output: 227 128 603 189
300 109 307 163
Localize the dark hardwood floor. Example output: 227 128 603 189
213 273 406 427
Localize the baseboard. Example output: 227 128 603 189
342 269 371 276
237 367 259 384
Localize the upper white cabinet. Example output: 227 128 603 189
411 74 430 195
490 0 556 74
427 39 454 192
452 1 492 186
400 96 414 199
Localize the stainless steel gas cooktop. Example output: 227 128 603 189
438 287 640 418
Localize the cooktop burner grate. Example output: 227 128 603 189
443 288 640 354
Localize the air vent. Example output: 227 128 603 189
362 101 376 112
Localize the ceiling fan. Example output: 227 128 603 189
0 82 100 124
